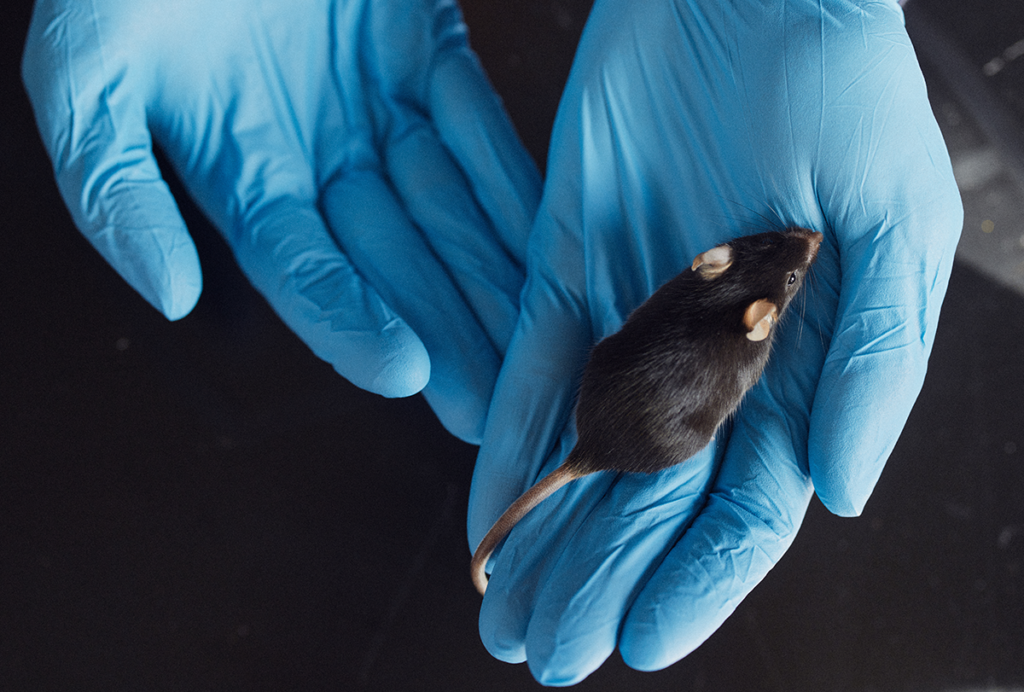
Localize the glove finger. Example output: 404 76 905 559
467 239 590 547
227 196 430 399
429 47 540 267
620 401 813 668
365 0 539 267
517 451 717 685
364 3 538 357
620 438 815 672
801 9 964 516
383 116 524 358
477 445 607 665
321 169 501 444
810 207 960 516
22 0 201 320
469 262 595 661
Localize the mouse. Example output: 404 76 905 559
470 226 823 595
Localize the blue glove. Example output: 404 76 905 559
22 0 540 444
468 0 962 683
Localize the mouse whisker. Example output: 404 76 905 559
796 277 809 346
715 198 788 234
803 266 829 354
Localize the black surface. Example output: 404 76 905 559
3 1 1023 690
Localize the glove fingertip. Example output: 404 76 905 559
367 333 431 399
90 220 203 322
161 253 203 321
528 665 589 688
333 318 431 399
618 641 676 674
812 479 866 518
478 604 528 665
620 604 706 673
809 427 886 518
430 50 540 261
479 635 528 666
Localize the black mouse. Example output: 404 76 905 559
471 227 823 595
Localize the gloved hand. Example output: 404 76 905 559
22 0 540 444
468 0 962 684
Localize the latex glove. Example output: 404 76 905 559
22 0 540 444
468 0 962 683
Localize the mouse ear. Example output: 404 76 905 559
691 245 733 278
743 299 778 342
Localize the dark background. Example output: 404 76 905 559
3 1 1023 690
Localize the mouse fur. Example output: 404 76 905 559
471 227 823 595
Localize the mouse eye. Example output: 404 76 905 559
787 272 797 286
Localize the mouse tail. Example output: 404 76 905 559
470 463 579 596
